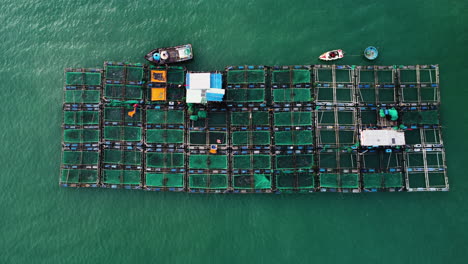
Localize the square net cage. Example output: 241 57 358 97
271 67 312 103
102 170 141 185
226 66 266 84
66 71 101 86
147 129 184 144
232 131 270 146
104 84 143 100
399 65 440 105
62 151 99 166
361 150 404 189
63 129 100 143
318 150 358 181
103 106 142 142
103 149 142 167
274 130 313 145
404 127 443 146
356 66 397 105
64 89 101 104
60 169 99 184
231 111 269 126
146 109 185 124
405 151 448 190
146 152 184 168
232 154 271 170
189 110 228 146
275 170 315 190
226 89 266 103
63 111 99 125
356 67 376 105
319 173 359 189
401 108 439 126
104 63 144 84
145 173 184 188
314 66 355 105
274 112 312 126
189 174 228 189
189 155 227 170
232 174 272 190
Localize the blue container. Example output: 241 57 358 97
364 46 378 60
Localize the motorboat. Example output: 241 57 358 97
145 44 193 64
319 49 344 61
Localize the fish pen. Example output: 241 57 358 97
225 65 268 104
60 68 102 187
271 65 313 105
59 63 448 193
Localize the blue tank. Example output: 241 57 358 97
364 46 378 60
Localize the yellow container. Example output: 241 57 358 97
150 70 167 83
151 88 166 101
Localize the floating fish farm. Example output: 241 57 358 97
60 63 448 193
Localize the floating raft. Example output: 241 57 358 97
60 63 448 193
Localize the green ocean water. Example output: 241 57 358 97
1 0 468 263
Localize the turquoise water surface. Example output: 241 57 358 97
1 0 468 263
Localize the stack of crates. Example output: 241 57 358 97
60 68 102 187
187 107 229 192
101 62 145 189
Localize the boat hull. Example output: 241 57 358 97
145 44 193 65
319 49 344 61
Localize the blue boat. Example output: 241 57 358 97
364 46 378 60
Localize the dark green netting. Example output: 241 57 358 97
341 173 359 188
276 154 313 169
189 155 227 169
233 174 271 189
104 127 142 141
385 173 403 187
64 90 101 103
276 170 314 189
360 110 378 125
273 89 312 102
104 84 143 100
420 87 438 102
293 69 311 84
146 152 184 168
272 70 290 83
106 66 125 81
167 68 185 84
363 173 383 188
316 111 335 124
145 173 184 187
207 112 227 127
103 150 141 165
275 130 313 145
226 89 265 102
317 130 336 144
232 131 270 145
189 174 228 189
104 107 142 123
64 111 99 125
274 112 312 126
146 129 184 143
231 112 269 126
378 88 395 103
189 131 226 145
402 111 439 125
126 67 144 83
358 87 376 104
272 69 311 84
227 70 265 84
62 151 99 165
316 87 334 102
103 170 141 184
61 169 98 183
402 87 419 102
66 72 101 85
320 173 339 188
63 129 99 143
233 155 271 169
146 110 184 124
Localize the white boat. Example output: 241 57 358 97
319 49 344 61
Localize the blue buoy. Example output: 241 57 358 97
153 53 160 61
364 46 378 60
